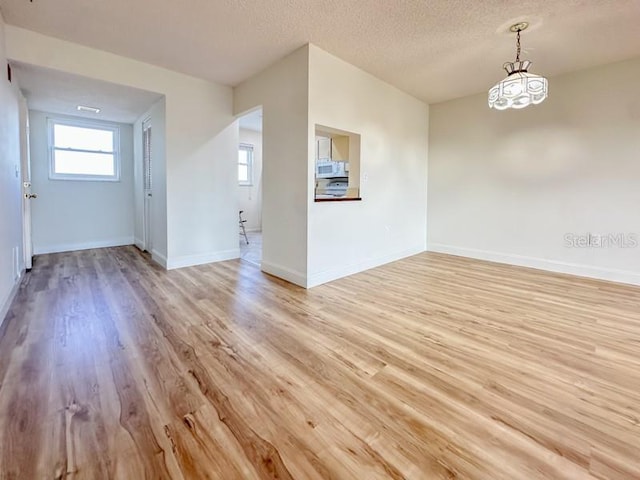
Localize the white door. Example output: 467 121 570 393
142 119 153 252
19 95 34 270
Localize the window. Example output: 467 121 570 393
48 118 120 181
238 144 253 186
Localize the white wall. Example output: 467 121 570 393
0 11 24 323
238 128 262 232
166 89 237 269
307 45 429 287
428 57 640 286
234 46 309 286
6 26 238 270
28 111 134 254
133 98 166 259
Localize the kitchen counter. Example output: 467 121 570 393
314 196 362 202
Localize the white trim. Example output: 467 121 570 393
34 237 134 255
151 249 167 268
166 249 240 270
0 270 23 329
306 244 426 288
427 243 640 287
134 238 145 251
261 260 307 288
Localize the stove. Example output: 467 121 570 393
316 177 348 198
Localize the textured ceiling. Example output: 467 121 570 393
1 0 640 104
13 62 162 124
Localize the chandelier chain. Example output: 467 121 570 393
515 29 521 63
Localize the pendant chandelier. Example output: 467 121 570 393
488 22 548 110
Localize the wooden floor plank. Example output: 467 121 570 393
0 246 639 479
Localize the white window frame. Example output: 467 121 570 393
48 117 121 182
238 143 253 186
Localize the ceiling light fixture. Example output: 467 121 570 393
488 22 548 110
77 105 101 114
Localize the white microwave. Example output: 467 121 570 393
316 160 346 178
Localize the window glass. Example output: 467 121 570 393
238 145 253 185
54 150 115 176
54 124 114 152
238 164 249 183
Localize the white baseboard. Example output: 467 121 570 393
306 244 426 288
151 249 168 268
134 238 145 251
245 227 262 233
262 245 427 289
261 260 307 288
0 270 23 329
34 237 134 255
166 249 240 270
428 243 640 287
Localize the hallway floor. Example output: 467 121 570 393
240 230 262 266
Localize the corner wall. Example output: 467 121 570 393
234 46 309 286
0 11 24 324
428 57 640 285
307 45 429 287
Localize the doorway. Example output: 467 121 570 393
237 108 263 266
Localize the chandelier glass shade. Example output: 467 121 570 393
488 24 548 110
488 60 548 110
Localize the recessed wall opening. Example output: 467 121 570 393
314 125 361 202
9 61 164 260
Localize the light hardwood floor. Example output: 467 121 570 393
0 247 639 479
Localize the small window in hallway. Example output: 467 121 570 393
48 118 120 181
238 143 253 186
